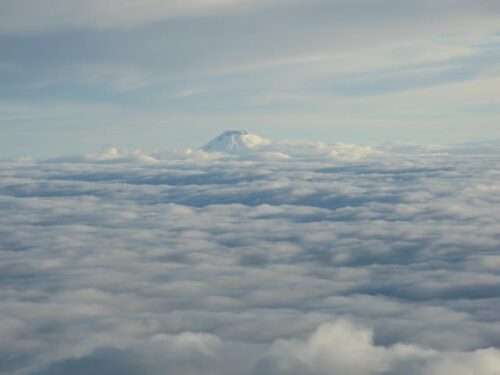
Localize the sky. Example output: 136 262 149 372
1 0 499 158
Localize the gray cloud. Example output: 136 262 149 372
1 0 498 94
0 0 270 34
1 140 500 373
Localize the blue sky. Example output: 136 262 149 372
1 0 499 158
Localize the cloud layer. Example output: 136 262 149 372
1 140 500 374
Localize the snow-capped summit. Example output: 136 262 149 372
202 130 270 153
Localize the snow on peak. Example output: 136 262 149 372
202 130 270 153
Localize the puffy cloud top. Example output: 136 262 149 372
1 139 500 374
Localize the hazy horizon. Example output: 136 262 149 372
3 129 500 161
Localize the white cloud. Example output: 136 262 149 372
31 320 500 375
1 140 500 374
83 147 160 163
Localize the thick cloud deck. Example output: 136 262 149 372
1 142 500 374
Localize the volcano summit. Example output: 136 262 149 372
201 130 270 153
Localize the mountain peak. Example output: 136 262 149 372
202 130 270 153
